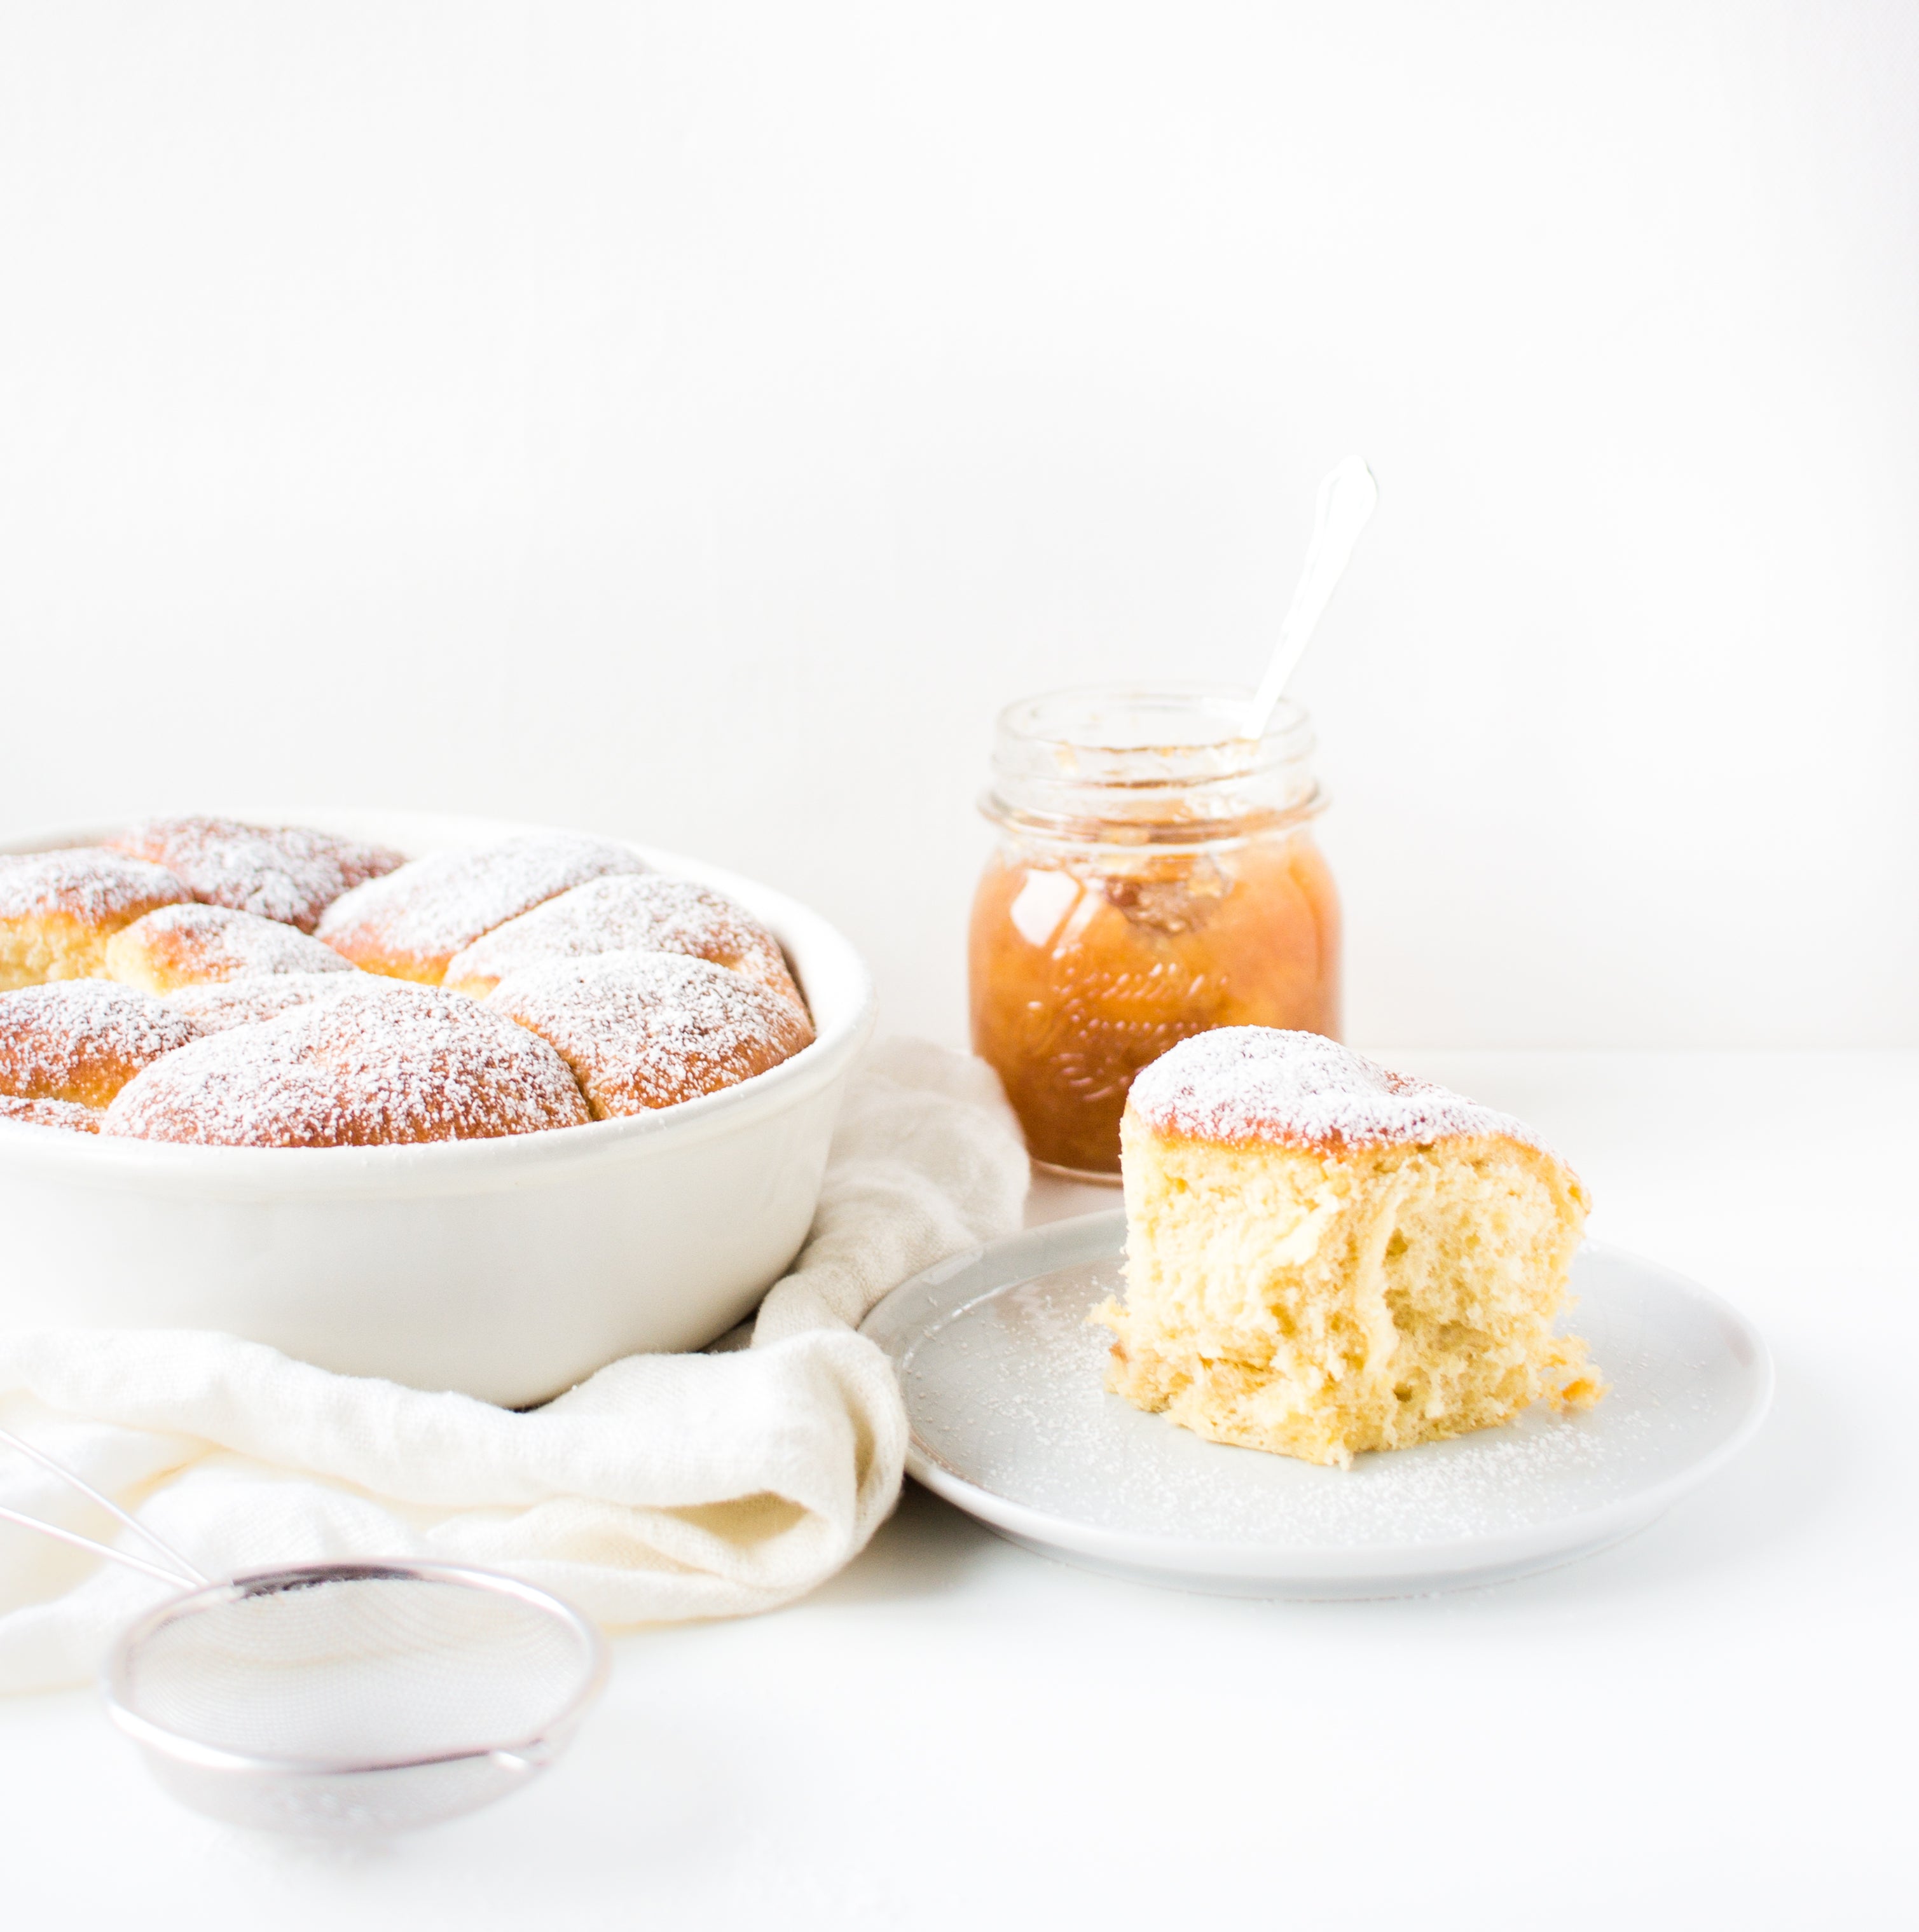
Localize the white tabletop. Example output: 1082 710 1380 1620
6 1050 1913 1930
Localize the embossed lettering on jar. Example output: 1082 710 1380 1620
968 686 1340 1179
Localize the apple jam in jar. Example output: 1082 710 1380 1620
969 684 1340 1179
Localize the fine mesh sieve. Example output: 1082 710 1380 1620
0 1426 607 1837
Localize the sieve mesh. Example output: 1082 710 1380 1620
116 1568 589 1764
0 1426 608 1838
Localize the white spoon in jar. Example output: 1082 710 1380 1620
1242 455 1379 740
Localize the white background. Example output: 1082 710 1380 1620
2 1 1915 1049
2 21 1915 1924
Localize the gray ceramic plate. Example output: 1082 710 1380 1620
861 1211 1773 1599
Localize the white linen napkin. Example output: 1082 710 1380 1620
0 1038 1028 1694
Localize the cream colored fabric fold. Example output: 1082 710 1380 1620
0 1038 1027 1692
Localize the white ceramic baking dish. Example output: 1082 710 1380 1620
0 810 876 1405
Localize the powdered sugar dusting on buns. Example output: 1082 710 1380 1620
444 873 803 1009
162 970 401 1034
0 1094 103 1134
107 903 357 990
1127 1028 1546 1153
104 983 590 1147
0 979 203 1108
105 818 404 933
318 834 650 979
488 949 813 1116
0 848 190 923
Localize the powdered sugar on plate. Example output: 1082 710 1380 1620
1129 1027 1546 1152
863 1214 1772 1595
907 1259 1639 1542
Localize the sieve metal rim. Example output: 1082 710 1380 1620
101 1559 610 1779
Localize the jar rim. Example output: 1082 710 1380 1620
993 682 1310 762
986 681 1321 839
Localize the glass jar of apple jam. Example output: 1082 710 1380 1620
970 684 1340 1179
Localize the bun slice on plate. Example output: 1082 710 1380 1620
1097 1028 1600 1468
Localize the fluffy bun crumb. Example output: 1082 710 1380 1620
0 849 192 989
106 903 357 993
1097 1029 1599 1467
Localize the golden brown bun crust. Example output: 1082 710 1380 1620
443 874 806 1011
0 1094 101 1134
488 950 813 1118
104 818 404 934
0 848 193 990
317 835 649 984
0 980 203 1108
104 903 359 993
102 983 591 1147
1124 1026 1557 1158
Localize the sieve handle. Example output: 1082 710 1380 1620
0 1425 208 1588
